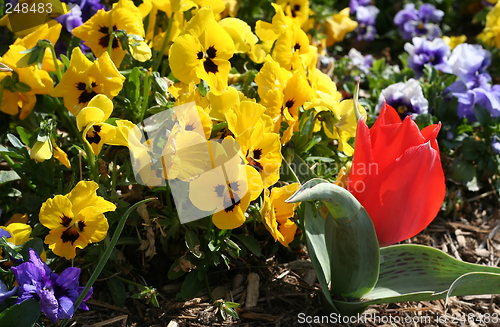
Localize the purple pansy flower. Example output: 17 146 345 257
355 5 379 41
492 135 500 154
57 4 83 32
446 82 500 121
57 0 106 32
0 280 17 305
348 48 372 74
11 248 92 323
375 78 429 119
404 37 451 78
394 3 443 40
448 43 491 89
0 229 9 239
350 0 371 14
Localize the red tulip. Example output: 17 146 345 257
348 102 445 247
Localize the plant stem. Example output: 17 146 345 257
139 71 151 122
152 12 175 73
48 42 63 83
108 33 115 58
58 198 156 327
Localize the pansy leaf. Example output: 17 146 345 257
332 244 500 316
107 277 126 307
181 270 204 299
185 229 203 258
0 299 40 327
60 54 70 69
233 234 261 257
14 82 31 93
7 133 24 149
0 171 21 184
21 238 44 261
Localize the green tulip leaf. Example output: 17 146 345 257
303 202 333 306
332 244 500 316
288 179 379 299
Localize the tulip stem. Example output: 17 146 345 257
58 198 156 327
48 42 63 83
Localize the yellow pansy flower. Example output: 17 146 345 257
30 139 52 163
29 138 71 168
14 23 63 73
273 20 310 71
0 223 32 246
219 18 266 63
5 213 29 226
53 140 72 169
255 3 291 44
478 2 500 47
220 0 239 18
442 35 467 50
0 1 68 38
207 86 244 121
128 37 152 62
72 0 145 66
39 180 116 260
189 140 263 229
0 45 53 119
235 120 282 188
324 8 357 47
304 94 365 156
255 56 313 144
51 48 125 117
276 0 310 27
261 183 301 246
169 8 235 95
76 94 117 155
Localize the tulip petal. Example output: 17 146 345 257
356 142 445 246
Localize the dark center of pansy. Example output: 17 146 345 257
98 25 119 49
206 46 217 59
223 181 241 213
185 123 195 131
61 226 80 245
284 99 295 111
77 220 86 232
214 184 225 198
76 81 98 105
204 58 218 74
86 125 102 145
292 4 300 17
60 214 72 227
293 43 301 52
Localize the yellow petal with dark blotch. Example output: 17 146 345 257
169 34 203 86
189 168 225 211
39 195 74 230
76 106 106 131
211 191 250 229
87 94 114 121
75 207 109 243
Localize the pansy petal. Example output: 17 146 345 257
39 195 74 230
